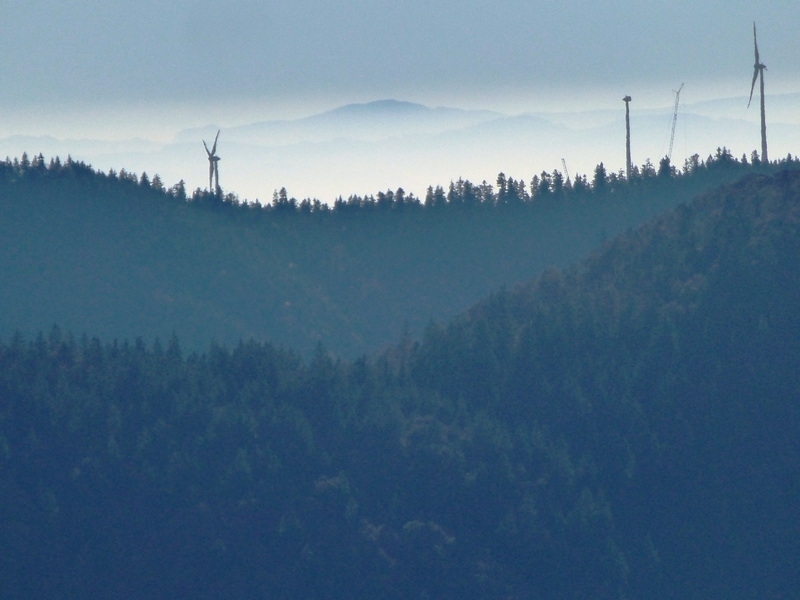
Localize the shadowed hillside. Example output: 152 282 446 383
410 168 800 597
1 168 798 598
1 150 793 357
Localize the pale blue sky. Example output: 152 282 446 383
1 0 798 112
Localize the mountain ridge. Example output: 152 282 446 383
2 151 796 358
171 99 504 145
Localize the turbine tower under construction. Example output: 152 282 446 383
623 96 632 179
668 84 684 162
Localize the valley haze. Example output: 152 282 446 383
3 94 800 203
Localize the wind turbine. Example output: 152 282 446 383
203 130 221 194
623 95 632 179
748 23 768 163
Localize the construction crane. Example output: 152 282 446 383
561 158 571 183
667 83 684 162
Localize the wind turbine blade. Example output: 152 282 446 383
748 68 758 108
211 130 220 155
753 22 760 65
203 140 211 156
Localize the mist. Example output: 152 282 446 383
2 92 798 203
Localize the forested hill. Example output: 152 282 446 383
1 150 794 357
1 169 799 598
409 168 800 597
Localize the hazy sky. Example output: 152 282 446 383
1 1 799 199
2 1 798 117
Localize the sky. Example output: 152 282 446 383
1 0 799 198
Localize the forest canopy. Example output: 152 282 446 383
1 167 799 598
1 148 794 357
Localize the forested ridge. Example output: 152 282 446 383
1 167 799 598
1 149 794 357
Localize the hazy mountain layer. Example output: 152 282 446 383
174 99 505 145
3 95 799 202
1 152 785 357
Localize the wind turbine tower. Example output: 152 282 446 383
623 96 632 179
748 23 768 163
203 130 221 194
667 83 684 162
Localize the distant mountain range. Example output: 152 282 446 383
173 99 504 145
2 95 799 202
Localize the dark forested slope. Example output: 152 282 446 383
1 168 799 598
411 169 800 598
1 151 788 357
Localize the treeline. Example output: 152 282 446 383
2 170 799 598
3 146 796 215
7 146 790 357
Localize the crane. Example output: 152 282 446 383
561 158 571 183
667 83 684 162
